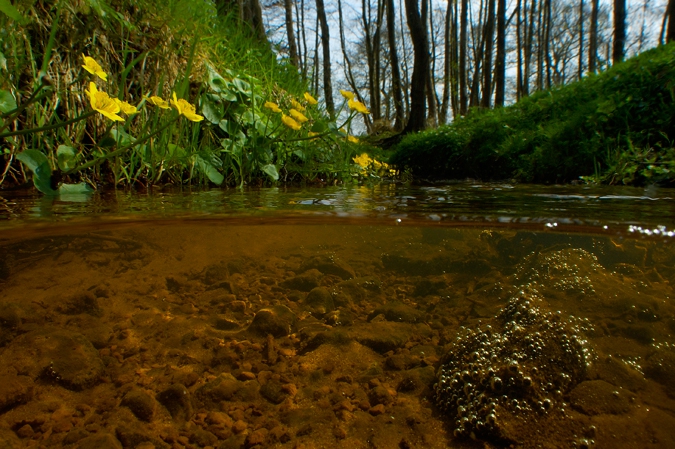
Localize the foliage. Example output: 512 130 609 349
0 0 374 192
391 43 675 185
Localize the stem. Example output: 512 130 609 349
0 110 97 139
65 115 180 175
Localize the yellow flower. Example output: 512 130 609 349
264 101 282 113
289 108 308 123
340 90 355 100
281 114 301 131
86 82 124 122
373 159 382 169
352 153 372 167
347 135 359 144
114 99 138 115
290 99 306 112
82 55 107 81
304 92 318 105
307 131 319 139
148 96 170 109
348 99 370 114
171 92 204 122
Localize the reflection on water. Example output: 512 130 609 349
0 218 674 448
1 183 675 232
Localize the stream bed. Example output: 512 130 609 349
0 183 674 449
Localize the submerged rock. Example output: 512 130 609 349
434 293 592 445
0 328 105 391
247 305 297 337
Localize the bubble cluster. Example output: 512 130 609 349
434 293 592 444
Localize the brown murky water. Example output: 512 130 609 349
0 217 674 449
0 184 674 449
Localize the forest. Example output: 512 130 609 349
0 0 674 191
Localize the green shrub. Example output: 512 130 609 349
391 43 675 185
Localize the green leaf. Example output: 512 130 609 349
0 90 17 114
16 150 55 195
311 122 328 133
0 0 28 24
196 154 224 185
206 64 227 93
56 145 77 171
219 119 246 142
232 78 251 96
202 94 224 124
261 164 279 181
0 51 6 71
58 182 94 195
16 149 49 172
241 110 255 125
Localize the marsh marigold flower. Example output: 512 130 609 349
347 135 359 144
115 99 138 116
86 82 124 122
148 96 170 109
340 90 354 100
353 153 372 167
281 114 301 131
171 92 204 122
82 55 107 81
289 109 308 123
304 92 318 105
290 99 306 112
348 99 370 114
264 101 282 113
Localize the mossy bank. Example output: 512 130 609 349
390 43 675 185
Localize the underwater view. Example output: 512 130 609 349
0 184 674 449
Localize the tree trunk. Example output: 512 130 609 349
544 0 552 88
216 0 267 42
494 0 506 107
667 0 675 42
426 0 438 126
440 0 452 122
338 0 372 130
536 0 544 90
315 0 335 115
524 0 536 96
459 0 468 115
578 0 584 79
481 0 495 108
373 0 385 121
403 0 430 133
284 0 299 67
516 0 523 100
589 0 598 72
386 0 405 130
297 0 309 78
612 0 626 64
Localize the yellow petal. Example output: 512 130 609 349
352 153 372 167
82 55 107 81
348 99 370 114
264 101 282 113
340 90 355 100
289 108 308 123
149 96 170 109
290 99 306 112
170 92 183 114
281 114 301 131
87 83 124 122
304 92 318 105
115 98 138 115
347 135 359 144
